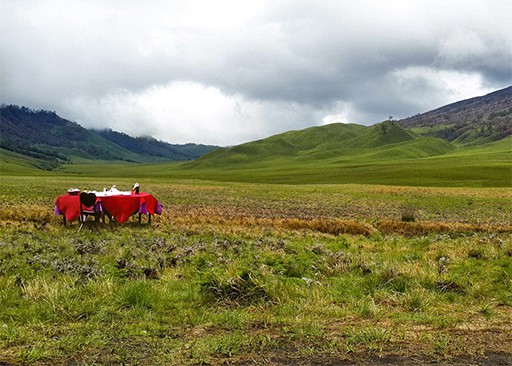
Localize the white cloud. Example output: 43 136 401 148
62 82 323 145
393 67 495 111
321 102 352 125
1 0 511 145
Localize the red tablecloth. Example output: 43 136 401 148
55 192 161 224
100 193 159 224
54 194 82 222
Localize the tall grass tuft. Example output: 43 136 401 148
18 341 48 363
370 264 411 293
117 280 158 310
356 297 379 318
401 289 430 312
346 327 392 352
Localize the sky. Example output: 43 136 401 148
1 0 511 146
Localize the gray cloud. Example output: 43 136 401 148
1 0 511 145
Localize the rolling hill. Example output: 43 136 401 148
184 121 455 169
186 85 511 171
173 87 511 185
168 122 508 186
0 105 218 169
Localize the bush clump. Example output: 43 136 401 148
201 270 272 306
400 206 418 222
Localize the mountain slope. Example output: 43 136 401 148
397 85 512 145
92 129 218 161
0 105 219 168
0 105 141 165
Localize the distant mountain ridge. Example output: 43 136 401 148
397 86 512 144
0 105 218 168
92 129 217 161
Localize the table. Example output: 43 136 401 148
54 192 162 224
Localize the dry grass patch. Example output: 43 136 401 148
375 220 512 237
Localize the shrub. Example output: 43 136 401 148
200 270 272 306
400 206 417 222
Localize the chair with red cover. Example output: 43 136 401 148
78 192 101 231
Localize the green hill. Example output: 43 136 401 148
346 121 416 148
0 148 57 174
190 123 366 167
185 121 453 169
170 120 509 186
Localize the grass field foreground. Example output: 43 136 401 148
0 176 511 365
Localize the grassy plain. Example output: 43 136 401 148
49 135 512 187
0 174 511 365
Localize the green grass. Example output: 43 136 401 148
0 176 511 364
0 149 58 174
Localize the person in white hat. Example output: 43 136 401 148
132 182 140 194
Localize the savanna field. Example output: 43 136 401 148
2 2 512 365
0 175 511 365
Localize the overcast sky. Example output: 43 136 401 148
1 0 511 146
